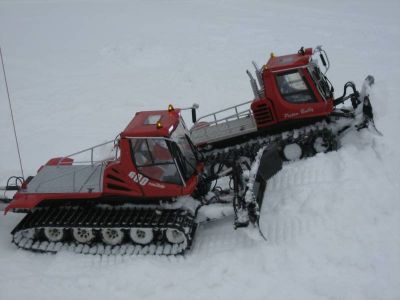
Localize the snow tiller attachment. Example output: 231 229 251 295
5 106 281 256
0 176 23 206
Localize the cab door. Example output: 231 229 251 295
271 68 331 122
129 138 185 198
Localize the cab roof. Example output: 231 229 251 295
265 47 312 72
121 109 181 138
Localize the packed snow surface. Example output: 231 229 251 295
1 1 400 299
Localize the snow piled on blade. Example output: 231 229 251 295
1 0 400 300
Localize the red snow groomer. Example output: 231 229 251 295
191 46 377 162
4 107 282 255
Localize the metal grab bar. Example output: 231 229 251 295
57 139 118 166
33 158 112 193
194 100 253 126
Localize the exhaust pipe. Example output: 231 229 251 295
246 70 261 100
191 103 199 123
252 61 265 92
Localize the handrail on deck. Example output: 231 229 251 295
194 100 253 126
57 139 118 166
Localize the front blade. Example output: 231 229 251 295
245 145 282 226
252 145 282 211
356 75 382 135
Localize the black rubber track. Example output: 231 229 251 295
11 206 197 256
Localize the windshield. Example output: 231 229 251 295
308 62 333 99
130 138 182 185
171 121 197 179
276 70 316 103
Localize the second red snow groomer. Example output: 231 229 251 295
191 46 376 161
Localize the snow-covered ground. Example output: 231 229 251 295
1 1 400 299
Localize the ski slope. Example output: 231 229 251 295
1 1 400 299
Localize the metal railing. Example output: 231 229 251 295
28 140 120 193
57 139 119 166
192 100 254 129
190 100 258 144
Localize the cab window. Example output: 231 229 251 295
276 70 316 103
171 122 197 180
130 138 182 185
308 64 333 99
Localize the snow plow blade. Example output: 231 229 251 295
253 146 282 209
356 75 382 135
253 145 282 211
236 145 282 228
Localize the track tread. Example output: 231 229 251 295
201 120 346 164
11 206 197 256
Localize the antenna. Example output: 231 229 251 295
0 47 25 179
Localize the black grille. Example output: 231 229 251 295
253 104 273 126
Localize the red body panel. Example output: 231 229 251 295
251 47 334 129
102 138 191 198
5 192 103 213
46 157 73 166
266 48 313 71
6 108 201 213
121 109 181 138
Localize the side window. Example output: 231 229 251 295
171 126 197 179
276 70 316 104
130 139 182 185
146 139 174 164
309 65 332 99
